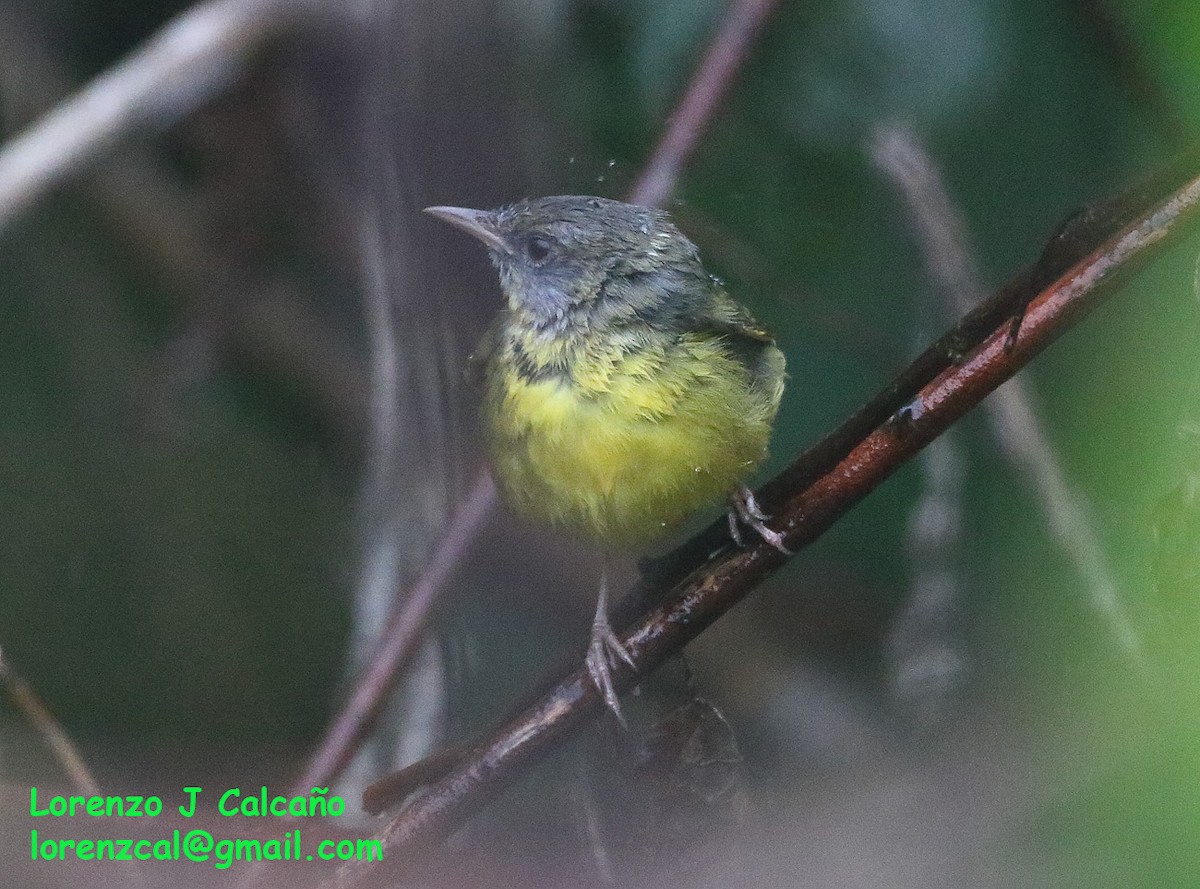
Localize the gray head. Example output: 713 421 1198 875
425 196 706 326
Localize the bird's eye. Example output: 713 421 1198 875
524 236 553 263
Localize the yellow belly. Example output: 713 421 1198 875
484 336 781 544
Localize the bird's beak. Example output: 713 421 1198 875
424 206 509 254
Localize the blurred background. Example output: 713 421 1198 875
2 0 1200 886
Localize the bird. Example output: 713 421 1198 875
426 195 787 720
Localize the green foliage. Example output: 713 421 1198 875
1 201 351 743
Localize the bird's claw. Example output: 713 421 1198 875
729 485 792 555
586 619 634 727
586 579 636 726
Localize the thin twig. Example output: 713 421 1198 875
289 471 496 796
0 648 100 796
870 123 1143 662
361 742 469 816
627 0 781 208
3 649 149 886
868 126 986 306
0 0 319 232
0 5 370 445
326 157 1200 889
890 431 969 728
288 0 783 805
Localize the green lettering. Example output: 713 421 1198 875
218 788 239 816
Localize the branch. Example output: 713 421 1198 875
0 6 370 448
289 0 784 804
0 0 320 232
631 143 1200 599
328 160 1200 889
288 472 496 795
0 647 100 796
870 123 1143 662
627 0 781 208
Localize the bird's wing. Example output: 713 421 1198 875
690 292 785 396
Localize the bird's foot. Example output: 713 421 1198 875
728 484 791 555
586 584 636 727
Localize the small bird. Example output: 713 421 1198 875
426 196 787 719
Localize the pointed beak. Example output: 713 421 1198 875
424 205 509 254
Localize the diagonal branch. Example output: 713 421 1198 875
628 0 781 208
0 648 146 885
289 472 496 794
632 144 1200 601
869 123 1143 663
328 159 1200 889
0 0 321 232
0 647 100 797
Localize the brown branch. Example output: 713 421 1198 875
361 742 469 816
627 0 781 208
632 143 1200 599
327 161 1200 889
288 472 497 796
869 123 1143 662
287 0 784 807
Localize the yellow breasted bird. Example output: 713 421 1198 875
426 196 787 719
